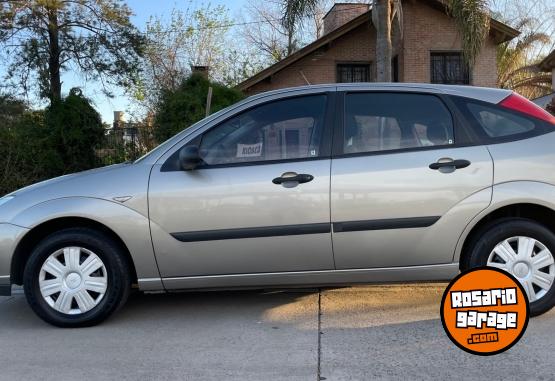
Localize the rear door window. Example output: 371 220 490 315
343 92 455 154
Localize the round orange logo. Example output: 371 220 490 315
441 267 529 355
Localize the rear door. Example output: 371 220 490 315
330 90 493 269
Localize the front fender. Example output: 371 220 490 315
453 181 555 262
11 197 162 289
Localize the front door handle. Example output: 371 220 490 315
272 172 314 187
429 159 471 170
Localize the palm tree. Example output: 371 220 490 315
282 0 490 82
497 19 552 99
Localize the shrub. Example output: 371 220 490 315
0 90 105 196
0 107 54 195
154 73 244 142
44 89 105 174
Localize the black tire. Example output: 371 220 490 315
23 228 131 327
464 218 555 317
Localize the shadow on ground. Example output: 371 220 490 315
1 284 555 380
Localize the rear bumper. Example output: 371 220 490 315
0 223 29 295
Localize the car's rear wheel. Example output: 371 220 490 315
466 218 555 316
23 228 131 327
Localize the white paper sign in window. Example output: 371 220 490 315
236 142 263 158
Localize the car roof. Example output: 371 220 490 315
245 83 512 105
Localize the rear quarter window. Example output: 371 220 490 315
467 103 534 138
452 96 551 143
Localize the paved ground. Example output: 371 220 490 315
1 283 554 380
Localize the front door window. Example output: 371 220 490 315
199 95 327 166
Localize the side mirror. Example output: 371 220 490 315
179 145 202 171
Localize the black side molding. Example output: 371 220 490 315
333 216 440 233
171 223 331 242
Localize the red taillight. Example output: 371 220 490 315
499 92 555 125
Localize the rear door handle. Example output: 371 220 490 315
429 159 471 170
272 172 314 186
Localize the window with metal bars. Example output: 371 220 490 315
430 52 470 85
337 63 372 83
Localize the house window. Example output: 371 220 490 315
430 52 470 85
337 64 371 83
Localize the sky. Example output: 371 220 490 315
2 0 554 123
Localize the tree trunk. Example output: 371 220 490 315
374 0 392 82
47 6 62 103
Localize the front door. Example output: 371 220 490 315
331 91 493 269
149 94 335 278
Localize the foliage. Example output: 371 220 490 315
0 0 145 103
281 0 318 35
242 0 330 67
0 90 105 196
154 73 244 143
44 89 105 173
446 0 490 67
0 98 47 195
220 48 266 88
497 18 553 99
0 95 27 124
134 3 232 113
244 0 302 63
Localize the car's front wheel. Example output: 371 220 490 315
466 218 555 316
23 228 131 327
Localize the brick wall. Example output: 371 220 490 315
402 1 497 87
247 24 376 94
245 1 499 94
323 3 370 35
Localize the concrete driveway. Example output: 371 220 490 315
1 283 554 380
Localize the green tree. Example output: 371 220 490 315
0 0 145 103
0 97 54 195
0 94 27 124
44 88 105 173
0 89 106 195
154 73 244 142
282 0 490 82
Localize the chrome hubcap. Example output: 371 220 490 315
39 247 108 315
487 236 555 302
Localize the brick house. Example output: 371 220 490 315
238 0 519 95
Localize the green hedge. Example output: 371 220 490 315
0 91 104 196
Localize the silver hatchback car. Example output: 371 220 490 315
2 83 555 327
